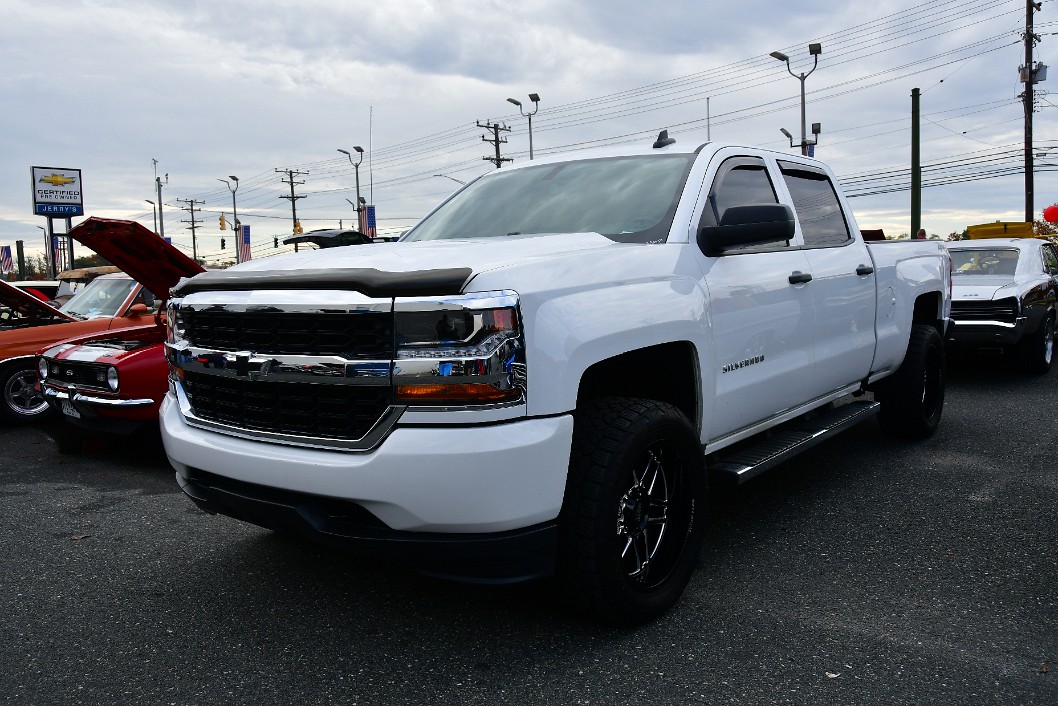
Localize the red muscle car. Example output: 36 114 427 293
37 217 204 434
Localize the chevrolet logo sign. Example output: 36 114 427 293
39 173 76 186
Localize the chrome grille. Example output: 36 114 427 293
182 309 393 358
48 362 108 391
182 371 392 440
950 297 1018 324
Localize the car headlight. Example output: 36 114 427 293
37 357 48 380
393 291 525 406
106 366 119 392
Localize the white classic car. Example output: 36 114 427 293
944 237 1058 373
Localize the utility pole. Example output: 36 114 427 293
911 87 921 237
477 120 512 168
177 198 204 262
1021 0 1044 222
277 168 308 251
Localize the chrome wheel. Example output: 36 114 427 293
617 445 672 583
3 366 51 420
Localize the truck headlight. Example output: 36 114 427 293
393 291 525 406
166 300 185 344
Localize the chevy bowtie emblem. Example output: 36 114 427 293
39 173 76 186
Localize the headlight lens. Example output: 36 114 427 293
37 357 48 379
106 366 119 392
166 300 185 344
393 291 525 406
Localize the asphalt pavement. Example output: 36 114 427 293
1 356 1055 705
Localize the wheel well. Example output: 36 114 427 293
0 356 35 378
576 342 698 428
912 292 943 333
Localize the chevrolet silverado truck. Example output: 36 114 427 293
161 135 952 624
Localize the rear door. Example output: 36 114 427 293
777 161 876 394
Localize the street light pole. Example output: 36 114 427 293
338 147 365 231
770 44 821 156
507 93 541 160
219 176 240 263
145 199 158 235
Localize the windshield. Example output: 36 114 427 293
60 278 139 318
949 248 1019 276
405 154 696 244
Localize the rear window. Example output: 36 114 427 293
949 248 1019 276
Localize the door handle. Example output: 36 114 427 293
789 271 813 284
856 264 875 276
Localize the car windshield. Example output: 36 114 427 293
60 278 138 319
404 154 695 244
949 248 1020 276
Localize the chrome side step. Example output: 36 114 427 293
710 400 880 485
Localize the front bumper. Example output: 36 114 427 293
945 316 1027 347
44 385 156 434
160 394 574 582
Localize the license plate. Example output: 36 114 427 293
60 399 81 419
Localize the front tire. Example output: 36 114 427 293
874 324 945 439
0 362 54 423
559 398 707 625
1018 314 1054 374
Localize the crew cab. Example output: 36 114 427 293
161 137 952 623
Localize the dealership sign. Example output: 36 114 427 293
31 166 83 216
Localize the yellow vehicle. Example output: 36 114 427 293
965 222 1035 240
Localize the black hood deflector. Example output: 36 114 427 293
171 267 474 299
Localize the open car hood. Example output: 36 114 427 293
69 217 205 301
0 279 77 322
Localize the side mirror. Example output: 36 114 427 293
126 303 149 317
699 204 795 255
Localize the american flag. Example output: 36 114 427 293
238 224 252 262
0 245 12 273
363 205 377 239
52 236 61 273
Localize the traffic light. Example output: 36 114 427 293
273 236 278 248
220 237 226 249
293 220 303 235
219 213 227 230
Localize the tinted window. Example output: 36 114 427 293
779 162 851 247
406 154 695 244
1042 244 1058 274
700 157 778 229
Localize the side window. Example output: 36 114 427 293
778 161 851 247
1042 244 1058 275
699 156 783 252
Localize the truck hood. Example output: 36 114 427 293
0 279 77 322
951 276 1017 301
68 217 205 301
174 233 625 297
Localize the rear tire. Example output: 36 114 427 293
874 324 945 439
1018 314 1054 375
559 398 707 625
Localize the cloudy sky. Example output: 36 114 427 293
3 0 1057 266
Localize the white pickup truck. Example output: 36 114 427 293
161 136 952 623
